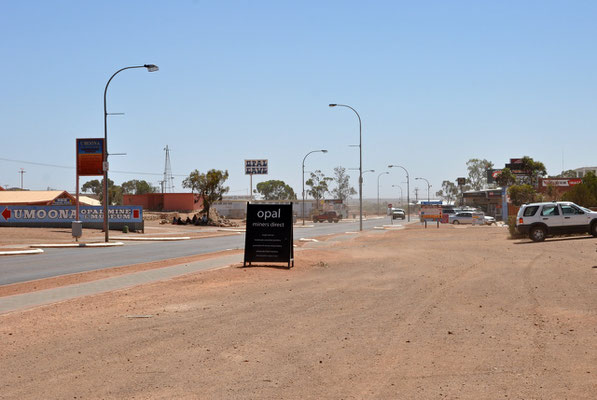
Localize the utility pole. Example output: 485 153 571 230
414 187 419 203
19 168 26 189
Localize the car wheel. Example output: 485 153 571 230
530 226 546 242
590 221 597 237
333 220 339 223
453 220 459 225
328 219 333 223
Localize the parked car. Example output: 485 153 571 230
313 211 341 223
449 211 493 225
391 208 406 220
516 201 597 242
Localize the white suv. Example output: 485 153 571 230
516 201 597 242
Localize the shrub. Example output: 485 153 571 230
507 215 524 239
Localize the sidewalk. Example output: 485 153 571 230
0 253 243 314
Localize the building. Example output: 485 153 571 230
572 166 597 178
0 190 77 206
462 188 503 219
123 193 203 212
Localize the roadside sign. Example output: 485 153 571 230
77 138 104 176
245 159 268 175
244 203 294 268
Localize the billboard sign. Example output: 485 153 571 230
540 178 582 187
245 159 268 175
0 205 142 224
420 202 442 222
77 138 104 176
244 203 293 268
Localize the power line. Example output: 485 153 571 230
0 157 187 176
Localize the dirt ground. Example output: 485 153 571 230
1 224 596 399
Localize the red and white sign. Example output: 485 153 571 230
540 178 582 187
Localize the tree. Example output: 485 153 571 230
435 180 458 203
81 179 104 196
466 159 494 191
557 169 577 178
81 178 121 205
255 180 296 200
561 171 597 207
305 170 332 203
330 166 356 202
182 169 229 218
121 179 157 195
508 184 539 206
495 168 517 187
519 156 547 186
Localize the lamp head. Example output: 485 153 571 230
328 104 337 107
321 150 328 153
388 165 394 168
144 64 159 72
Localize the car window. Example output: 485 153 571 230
522 206 539 217
540 205 559 216
560 205 577 215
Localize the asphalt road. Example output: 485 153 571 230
0 217 408 285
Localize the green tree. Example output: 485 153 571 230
81 179 104 196
466 159 494 191
561 171 597 207
182 169 229 218
495 168 517 187
330 166 356 202
121 179 157 195
519 156 547 186
435 180 458 203
81 178 121 205
255 180 296 200
557 169 577 178
508 184 538 206
305 170 332 204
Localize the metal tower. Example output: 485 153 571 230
162 145 175 193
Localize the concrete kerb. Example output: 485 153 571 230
0 248 44 256
30 242 125 249
110 236 191 241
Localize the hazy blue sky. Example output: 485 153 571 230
1 1 596 200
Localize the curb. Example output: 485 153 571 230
0 248 44 256
110 236 191 241
29 242 125 249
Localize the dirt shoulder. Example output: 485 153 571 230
1 225 596 399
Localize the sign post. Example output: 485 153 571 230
420 201 442 228
245 159 268 200
76 138 105 237
244 203 294 269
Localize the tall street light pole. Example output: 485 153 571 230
302 149 328 225
415 177 431 202
103 64 159 242
392 184 403 207
388 164 410 222
377 171 389 215
329 103 363 231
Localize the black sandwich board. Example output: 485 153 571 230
244 202 294 268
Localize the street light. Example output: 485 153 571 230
103 64 159 242
388 164 410 222
329 103 363 231
377 171 389 215
392 184 403 207
415 177 431 202
302 149 327 225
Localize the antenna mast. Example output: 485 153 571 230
163 145 174 193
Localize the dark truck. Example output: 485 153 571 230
312 210 341 223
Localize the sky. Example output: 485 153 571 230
1 1 596 201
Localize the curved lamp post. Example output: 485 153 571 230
302 149 327 225
377 171 389 215
415 177 431 202
388 164 410 222
103 64 159 242
329 103 363 231
392 184 403 208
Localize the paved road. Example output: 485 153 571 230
0 217 408 285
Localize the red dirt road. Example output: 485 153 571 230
1 225 596 399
